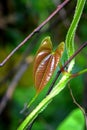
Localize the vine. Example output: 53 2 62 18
17 0 86 130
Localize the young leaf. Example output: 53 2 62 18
33 36 64 92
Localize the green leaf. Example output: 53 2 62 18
57 109 85 130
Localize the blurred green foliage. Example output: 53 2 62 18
0 0 87 130
57 109 85 130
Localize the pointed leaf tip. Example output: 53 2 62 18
33 37 64 93
37 37 52 53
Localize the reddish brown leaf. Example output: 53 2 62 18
33 37 64 92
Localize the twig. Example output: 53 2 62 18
47 41 87 95
68 84 85 114
0 9 72 86
26 41 87 130
68 84 87 130
62 42 87 70
0 33 40 86
0 0 70 67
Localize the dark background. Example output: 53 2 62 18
0 0 87 130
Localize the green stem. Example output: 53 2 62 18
17 1 86 129
17 74 70 130
78 68 87 76
65 0 86 72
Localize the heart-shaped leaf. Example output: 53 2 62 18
33 37 64 92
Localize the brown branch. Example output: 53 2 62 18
68 84 87 130
47 41 87 95
62 42 87 70
27 41 87 129
0 0 70 67
68 84 85 114
0 33 40 86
